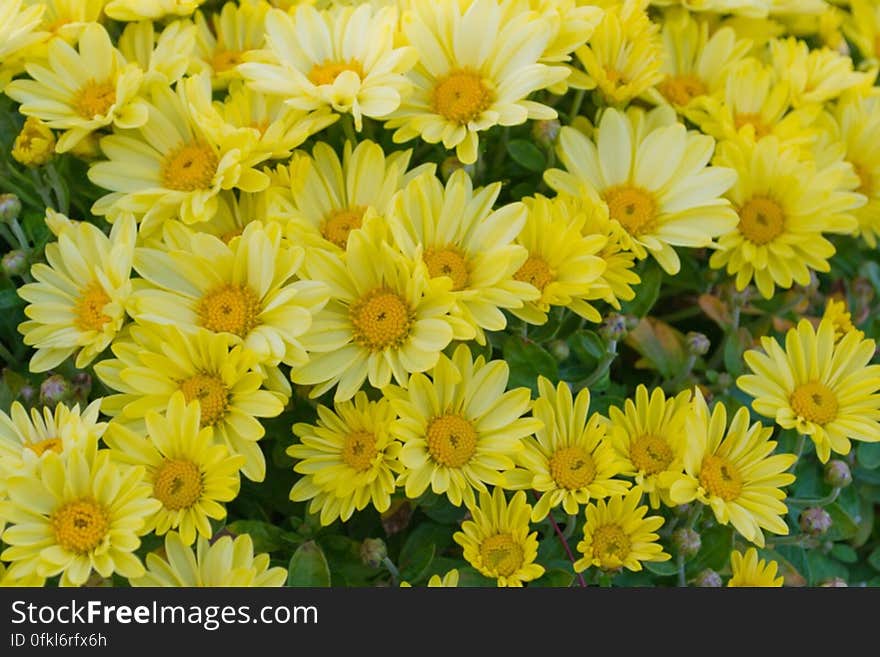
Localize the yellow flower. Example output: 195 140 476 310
607 385 691 508
288 391 403 525
0 0 47 90
573 488 669 573
17 212 136 372
506 377 629 521
385 0 568 164
104 0 206 21
93 324 285 482
453 487 545 587
844 0 880 66
27 0 105 47
290 225 456 402
727 547 783 587
239 4 416 130
387 169 538 343
738 318 880 464
546 106 738 275
0 435 159 587
669 389 796 547
822 297 863 341
106 392 244 545
387 344 541 508
118 18 197 88
0 561 45 587
11 116 56 166
194 0 269 88
399 569 461 587
130 531 287 586
709 136 862 299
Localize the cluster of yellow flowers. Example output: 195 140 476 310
0 0 878 589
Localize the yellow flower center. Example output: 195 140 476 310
51 498 109 554
548 446 597 490
604 185 657 236
790 381 838 425
349 288 413 351
73 79 116 119
592 524 631 567
479 533 524 577
699 454 742 501
853 163 873 196
342 430 378 472
212 50 242 73
161 142 219 192
737 196 785 245
514 255 554 292
321 207 365 249
74 282 112 332
180 374 229 426
630 434 674 475
431 69 494 125
197 284 261 337
26 438 63 456
426 413 477 468
308 60 364 86
734 113 772 139
153 459 203 510
424 245 469 291
658 74 707 106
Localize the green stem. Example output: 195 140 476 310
341 114 358 146
658 305 703 323
28 168 55 209
568 89 585 121
0 338 19 366
787 487 841 508
533 492 586 588
668 354 697 389
45 163 69 215
677 553 686 587
579 340 618 389
381 556 401 587
9 217 30 251
788 434 806 473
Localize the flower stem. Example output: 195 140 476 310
46 163 69 215
787 487 841 508
579 339 618 389
533 492 586 588
568 89 585 121
381 556 401 586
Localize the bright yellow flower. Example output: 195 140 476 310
453 487 545 587
738 318 880 464
0 0 47 90
194 0 270 88
104 0 206 21
11 116 56 166
727 547 783 587
822 297 863 341
117 18 197 88
0 561 45 587
844 0 880 66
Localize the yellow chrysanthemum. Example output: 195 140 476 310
93 324 286 482
104 0 206 21
288 391 402 525
239 4 415 130
129 530 287 587
669 389 796 547
11 116 56 166
708 136 862 299
738 318 880 464
387 344 541 508
290 225 456 402
0 435 159 587
727 547 783 587
387 169 539 343
0 0 47 90
117 18 197 89
130 220 329 373
164 189 273 246
385 0 568 164
573 488 669 573
822 297 864 341
0 561 45 587
845 0 880 65
17 212 136 372
607 385 691 508
106 392 244 545
453 487 545 587
88 77 269 234
524 0 604 73
546 106 738 275
572 0 663 103
194 0 269 88
5 24 149 153
279 139 433 252
650 0 826 19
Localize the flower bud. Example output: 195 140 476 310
693 569 722 587
819 577 847 587
71 372 92 402
0 194 22 223
823 459 852 488
18 384 37 406
686 332 710 356
440 156 475 181
599 312 627 342
799 507 832 536
39 374 72 408
672 528 701 559
360 538 388 569
531 118 560 147
548 339 570 362
12 117 56 167
1 250 27 277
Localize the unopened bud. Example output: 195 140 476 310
39 374 72 408
686 332 710 356
12 117 56 167
71 372 92 401
548 339 570 362
18 384 37 406
820 577 847 587
531 118 560 147
0 194 22 223
1 250 27 277
823 460 852 488
694 569 722 587
360 538 388 569
672 528 701 559
799 507 832 536
599 312 627 342
440 156 475 181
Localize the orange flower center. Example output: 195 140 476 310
604 185 657 236
431 69 493 124
154 459 203 510
424 246 469 291
699 454 742 501
514 256 554 292
630 434 674 475
737 196 785 245
51 498 109 554
73 80 116 119
790 381 838 425
161 142 219 192
26 438 63 456
308 60 364 86
479 533 523 577
549 446 597 490
426 413 477 468
658 74 706 106
592 524 631 567
197 283 261 337
74 283 112 332
180 373 229 426
349 288 413 351
342 430 378 472
321 207 365 249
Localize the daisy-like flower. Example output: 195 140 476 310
844 0 880 66
0 435 159 587
453 487 545 587
5 23 149 153
669 389 796 547
117 18 197 89
11 116 56 167
166 189 273 246
130 220 329 371
527 0 604 73
385 0 568 164
708 136 862 299
23 0 105 51
545 106 738 275
506 377 629 521
0 0 47 90
727 547 783 587
193 0 269 88
290 225 456 402
387 169 538 343
607 385 691 508
279 139 433 252
87 76 270 235
573 488 669 573
104 0 206 22
737 318 880 464
17 211 136 372
129 531 287 587
105 392 244 545
93 324 286 482
387 344 541 508
0 562 45 587
239 3 416 131
822 297 864 341
508 194 608 325
287 392 403 526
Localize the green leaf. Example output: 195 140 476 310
868 546 880 572
830 544 858 564
226 520 287 554
857 442 880 469
455 566 496 587
825 502 859 541
530 569 575 587
619 261 662 317
687 525 735 576
805 551 848 586
644 559 679 577
723 327 752 378
0 288 23 311
506 139 546 172
399 523 447 583
287 540 331 587
569 330 605 366
502 335 558 392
